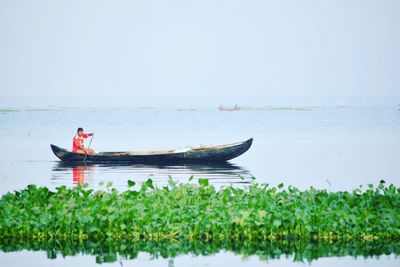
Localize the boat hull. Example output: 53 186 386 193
50 138 253 163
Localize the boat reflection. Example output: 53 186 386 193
51 161 254 187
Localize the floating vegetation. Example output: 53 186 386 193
25 108 63 112
266 107 312 111
0 180 399 245
0 107 63 113
0 108 21 113
239 106 314 111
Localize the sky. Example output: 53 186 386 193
0 0 399 107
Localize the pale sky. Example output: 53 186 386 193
0 0 399 106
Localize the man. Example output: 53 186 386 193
72 127 95 154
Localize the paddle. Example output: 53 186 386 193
83 133 94 162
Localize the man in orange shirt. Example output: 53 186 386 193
72 127 95 154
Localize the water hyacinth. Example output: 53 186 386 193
0 179 399 243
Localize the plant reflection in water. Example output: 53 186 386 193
0 237 398 264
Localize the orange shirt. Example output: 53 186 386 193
72 133 88 152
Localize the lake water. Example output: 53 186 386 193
0 105 399 266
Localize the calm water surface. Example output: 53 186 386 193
0 105 399 266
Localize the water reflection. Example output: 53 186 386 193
71 165 94 185
52 161 254 187
0 238 398 264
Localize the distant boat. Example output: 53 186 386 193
218 105 240 111
50 138 253 163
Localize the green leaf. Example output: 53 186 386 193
168 176 177 187
258 210 267 218
273 219 282 228
127 180 136 187
145 179 154 189
198 178 209 187
378 180 386 190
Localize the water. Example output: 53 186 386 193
0 105 399 266
0 250 399 267
0 106 399 193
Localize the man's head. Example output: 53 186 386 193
77 127 84 136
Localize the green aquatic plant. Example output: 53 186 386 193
0 107 63 113
0 108 21 113
238 106 314 111
0 180 399 244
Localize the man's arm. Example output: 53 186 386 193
83 133 94 138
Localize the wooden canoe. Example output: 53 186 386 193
50 138 253 163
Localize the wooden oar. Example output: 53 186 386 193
83 133 94 162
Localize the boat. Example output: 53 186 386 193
218 105 240 111
50 138 253 163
